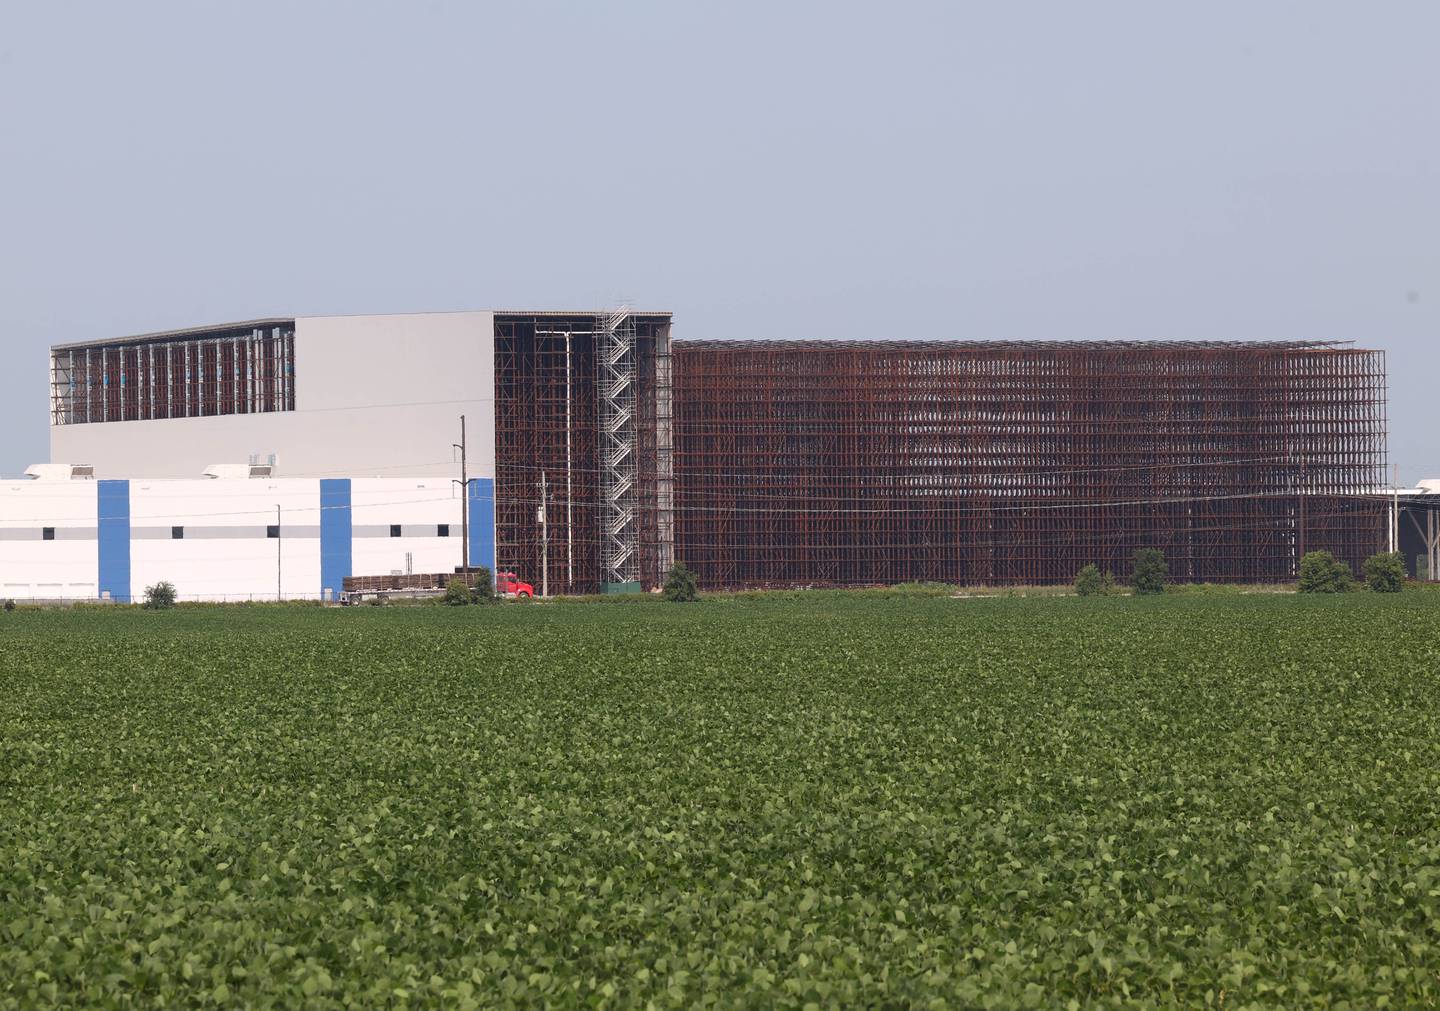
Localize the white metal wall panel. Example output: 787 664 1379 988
0 481 98 599
129 480 322 602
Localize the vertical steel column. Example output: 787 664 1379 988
1427 508 1434 581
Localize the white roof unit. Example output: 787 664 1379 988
24 463 95 480
202 463 274 479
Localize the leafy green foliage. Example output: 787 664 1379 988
443 578 471 606
663 560 698 602
1074 564 1117 596
142 580 177 610
2 598 13 612
1130 548 1168 594
1300 550 1355 593
469 567 495 605
1363 551 1405 593
1 594 1438 1005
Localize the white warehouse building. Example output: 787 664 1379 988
0 473 479 603
2 309 675 601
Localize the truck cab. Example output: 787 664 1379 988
496 571 534 598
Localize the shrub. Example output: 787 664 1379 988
2 599 14 613
1299 550 1353 593
1362 551 1405 593
664 561 699 603
1130 549 1168 595
143 581 177 610
443 579 471 606
469 567 495 605
1074 564 1117 597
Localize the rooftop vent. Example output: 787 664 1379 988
203 463 274 479
24 463 95 481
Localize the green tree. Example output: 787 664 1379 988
469 567 495 604
443 579 471 606
1362 551 1405 593
143 581 177 610
1298 550 1353 593
1130 549 1168 595
664 561 699 602
1074 564 1116 597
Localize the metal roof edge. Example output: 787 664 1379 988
671 338 1362 352
51 309 676 351
52 318 296 351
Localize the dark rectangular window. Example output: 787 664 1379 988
266 525 280 539
437 524 449 537
42 527 55 541
390 524 402 538
172 526 184 540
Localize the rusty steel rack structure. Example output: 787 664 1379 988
493 311 673 594
50 320 296 425
672 339 1387 587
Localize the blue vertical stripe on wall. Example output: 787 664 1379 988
319 478 353 600
97 480 131 602
468 478 496 572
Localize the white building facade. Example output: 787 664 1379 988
11 308 676 599
0 474 491 603
2 310 519 601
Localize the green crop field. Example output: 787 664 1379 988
2 593 1439 1007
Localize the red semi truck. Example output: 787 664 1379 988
340 570 535 603
495 571 534 598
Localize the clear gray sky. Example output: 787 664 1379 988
1 1 1435 479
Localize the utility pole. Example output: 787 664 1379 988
1392 463 1400 554
539 471 549 598
276 504 282 602
453 415 469 575
565 331 573 593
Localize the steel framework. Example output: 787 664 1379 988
51 323 296 426
493 312 673 594
673 340 1387 587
